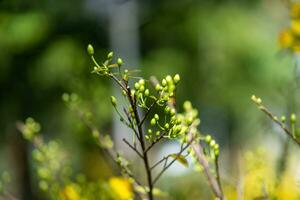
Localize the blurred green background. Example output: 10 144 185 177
0 0 297 199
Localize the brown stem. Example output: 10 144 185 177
123 138 144 159
215 155 224 197
152 142 191 185
125 84 154 200
191 140 224 200
257 105 300 146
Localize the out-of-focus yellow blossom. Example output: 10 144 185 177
278 3 300 52
293 44 300 52
276 171 300 199
291 19 300 35
109 177 133 200
243 150 275 199
59 184 81 200
291 3 300 18
279 29 294 48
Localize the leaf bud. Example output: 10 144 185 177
87 44 94 55
107 51 114 59
150 118 156 126
173 74 180 83
291 113 297 123
110 96 117 106
144 89 150 96
117 58 123 66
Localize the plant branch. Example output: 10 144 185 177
254 103 300 146
152 141 192 185
125 83 154 200
215 155 224 197
190 136 224 200
138 100 157 127
123 138 144 159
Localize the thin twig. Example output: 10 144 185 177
123 108 140 141
215 155 224 197
151 156 169 171
256 104 300 146
144 133 165 154
191 139 224 200
138 100 157 127
152 141 192 185
123 138 144 159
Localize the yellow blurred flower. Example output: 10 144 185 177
279 29 294 48
109 177 133 200
60 184 81 200
293 44 300 52
291 19 300 35
291 3 300 18
276 171 300 200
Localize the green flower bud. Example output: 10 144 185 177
145 135 150 140
154 114 159 120
205 135 212 143
170 116 176 123
156 131 160 136
164 123 170 129
117 58 123 66
214 144 219 150
144 89 150 96
210 140 216 147
139 79 145 85
148 129 152 134
291 113 297 123
155 84 161 91
139 85 145 92
87 44 94 55
107 51 114 59
186 117 193 126
215 149 219 156
170 108 176 116
176 117 182 125
166 75 172 83
110 96 117 106
183 101 192 111
173 74 180 83
134 82 140 90
164 106 170 114
62 93 69 102
162 79 167 86
281 116 286 123
150 118 156 126
131 89 136 97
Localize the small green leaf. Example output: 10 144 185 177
170 154 189 167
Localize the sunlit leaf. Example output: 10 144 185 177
170 154 189 167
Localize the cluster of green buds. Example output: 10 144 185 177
0 171 11 194
32 140 72 192
252 95 300 141
62 93 81 110
20 117 41 141
88 44 127 80
19 118 72 194
251 95 262 105
146 100 200 142
204 135 220 160
155 74 180 106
